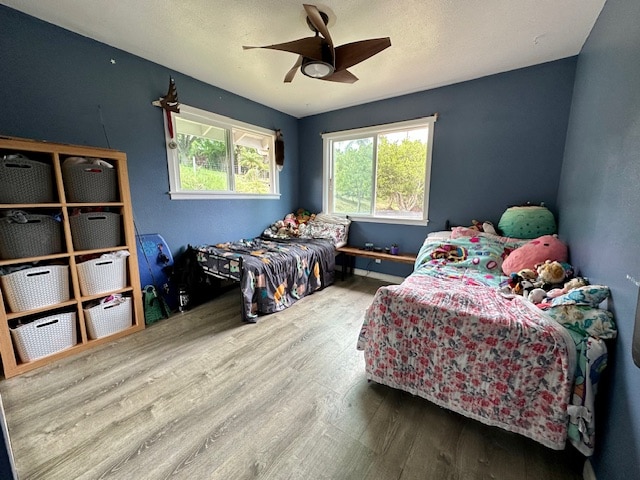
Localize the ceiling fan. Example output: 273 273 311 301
243 4 391 84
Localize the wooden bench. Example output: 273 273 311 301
336 246 417 279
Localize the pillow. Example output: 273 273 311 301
501 234 568 275
427 230 452 240
545 305 617 339
498 205 556 239
302 217 350 247
550 285 610 308
418 235 505 273
451 226 526 245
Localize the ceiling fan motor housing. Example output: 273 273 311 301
301 41 335 78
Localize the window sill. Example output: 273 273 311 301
169 191 281 200
346 215 430 226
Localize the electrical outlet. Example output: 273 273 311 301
375 259 381 264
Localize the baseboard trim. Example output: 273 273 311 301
583 459 596 480
336 265 405 284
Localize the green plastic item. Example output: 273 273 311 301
143 285 171 324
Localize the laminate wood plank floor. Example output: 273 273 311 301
0 276 585 480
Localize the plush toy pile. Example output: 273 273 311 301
264 208 316 238
505 260 589 306
461 215 606 314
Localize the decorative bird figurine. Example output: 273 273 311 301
156 77 180 139
159 77 180 113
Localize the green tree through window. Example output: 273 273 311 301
323 116 435 224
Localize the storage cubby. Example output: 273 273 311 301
0 136 144 378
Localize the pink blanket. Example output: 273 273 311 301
357 273 577 450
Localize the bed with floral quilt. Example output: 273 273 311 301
357 229 615 455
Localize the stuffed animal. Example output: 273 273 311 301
527 288 547 304
508 273 535 297
469 219 483 231
467 219 497 234
536 260 566 290
502 234 568 275
518 268 537 282
283 213 297 227
295 208 312 224
546 276 589 298
482 221 497 235
274 220 288 236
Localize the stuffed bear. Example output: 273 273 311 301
536 260 566 290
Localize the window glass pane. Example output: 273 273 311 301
333 138 374 214
375 127 428 219
323 116 434 223
175 117 229 191
233 128 272 194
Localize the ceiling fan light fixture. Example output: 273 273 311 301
301 58 334 78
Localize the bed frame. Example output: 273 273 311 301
196 249 246 318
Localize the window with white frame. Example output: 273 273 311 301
164 105 279 199
322 116 436 224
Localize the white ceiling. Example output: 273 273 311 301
1 0 605 118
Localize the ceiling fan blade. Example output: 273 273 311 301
303 4 333 47
321 69 358 84
243 37 324 61
284 57 303 83
334 38 391 71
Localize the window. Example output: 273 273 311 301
322 116 436 225
165 105 279 199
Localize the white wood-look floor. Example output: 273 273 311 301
0 276 584 480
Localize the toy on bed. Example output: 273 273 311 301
262 210 350 248
357 213 615 455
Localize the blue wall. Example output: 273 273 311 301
299 59 577 275
558 0 640 478
3 3 639 478
0 6 299 254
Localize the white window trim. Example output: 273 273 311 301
164 104 280 200
322 116 436 226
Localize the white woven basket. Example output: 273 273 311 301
1 265 70 312
11 312 77 363
77 256 127 296
84 297 132 339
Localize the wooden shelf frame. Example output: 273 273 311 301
336 245 417 279
0 136 145 378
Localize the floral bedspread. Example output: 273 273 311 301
358 233 610 454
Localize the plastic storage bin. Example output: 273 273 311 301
76 256 127 296
1 265 70 312
0 214 63 259
62 161 118 202
69 212 121 251
85 297 132 339
10 312 77 363
0 155 54 203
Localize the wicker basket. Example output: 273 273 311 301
69 212 121 251
76 256 127 296
62 161 118 202
84 297 132 339
0 155 54 203
11 312 77 363
0 214 63 259
1 265 70 312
